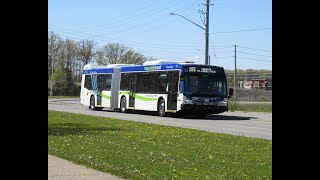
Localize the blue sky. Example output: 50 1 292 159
48 0 272 70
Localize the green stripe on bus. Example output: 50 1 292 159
134 94 158 101
101 93 111 99
120 91 158 101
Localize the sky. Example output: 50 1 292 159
48 0 272 70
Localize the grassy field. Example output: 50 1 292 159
228 101 272 112
48 96 79 99
48 110 272 179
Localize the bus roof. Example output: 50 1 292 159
143 60 196 65
83 64 107 70
83 64 138 70
82 62 224 74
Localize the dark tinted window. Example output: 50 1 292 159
97 74 106 91
184 73 227 96
149 72 157 93
136 72 149 93
157 72 167 93
120 73 130 91
130 73 137 93
171 71 179 94
84 75 92 90
105 74 112 91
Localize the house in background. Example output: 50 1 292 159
251 78 272 90
238 81 252 89
238 79 272 91
266 81 272 90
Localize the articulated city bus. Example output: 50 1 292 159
80 60 233 117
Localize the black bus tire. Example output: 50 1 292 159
90 96 96 110
158 99 166 117
120 97 127 113
90 96 102 110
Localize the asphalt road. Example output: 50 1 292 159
48 98 272 140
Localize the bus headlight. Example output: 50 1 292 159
224 98 228 104
184 96 189 103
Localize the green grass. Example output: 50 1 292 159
48 96 79 99
228 102 272 112
48 110 272 179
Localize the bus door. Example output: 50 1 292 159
129 73 137 108
96 74 106 106
91 74 102 106
167 71 179 110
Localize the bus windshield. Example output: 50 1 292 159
184 73 227 97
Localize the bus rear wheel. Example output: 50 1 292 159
90 96 101 111
90 96 95 109
120 97 127 113
158 99 166 117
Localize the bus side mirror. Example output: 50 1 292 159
228 88 234 98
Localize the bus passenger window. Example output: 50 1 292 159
84 75 92 90
157 72 167 93
105 74 112 91
120 73 130 91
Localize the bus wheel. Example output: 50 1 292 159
158 99 166 117
120 97 127 113
90 96 97 110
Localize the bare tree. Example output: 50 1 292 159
48 31 160 96
96 43 152 65
48 31 62 77
77 40 95 65
121 50 146 65
146 57 158 61
48 31 62 95
96 43 127 65
95 49 106 65
64 39 77 82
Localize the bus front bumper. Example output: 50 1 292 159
180 104 228 114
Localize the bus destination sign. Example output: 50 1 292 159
185 66 216 73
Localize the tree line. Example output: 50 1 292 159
48 31 272 96
48 31 155 96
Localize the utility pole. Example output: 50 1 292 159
170 0 211 65
234 45 237 101
205 0 210 65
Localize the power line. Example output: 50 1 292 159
237 56 272 62
61 0 171 29
95 0 199 34
209 36 219 65
215 56 234 59
237 46 272 52
112 6 198 35
48 26 207 59
49 25 204 48
49 26 271 64
237 51 272 57
95 0 186 31
141 4 199 33
210 28 271 34
51 25 235 50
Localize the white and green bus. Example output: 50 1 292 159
80 60 233 117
